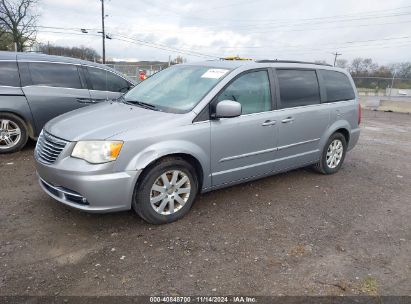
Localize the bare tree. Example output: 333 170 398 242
0 0 38 51
37 43 102 62
336 59 348 69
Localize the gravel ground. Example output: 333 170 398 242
0 110 410 296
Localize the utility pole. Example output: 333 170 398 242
389 70 397 101
101 0 106 64
332 51 342 67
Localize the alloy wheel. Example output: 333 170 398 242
150 170 191 215
326 139 343 169
0 119 21 150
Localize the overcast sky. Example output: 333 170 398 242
36 0 411 64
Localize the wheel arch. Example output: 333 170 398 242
138 153 205 193
0 110 35 139
320 121 351 152
126 141 210 191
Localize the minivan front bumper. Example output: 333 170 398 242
35 159 141 213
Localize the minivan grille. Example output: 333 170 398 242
35 131 68 164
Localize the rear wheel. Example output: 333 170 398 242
132 157 198 224
0 113 28 154
314 132 347 174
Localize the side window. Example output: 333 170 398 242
0 62 20 87
277 69 320 108
87 67 107 91
216 70 271 115
320 70 355 102
106 71 130 93
87 67 130 93
28 63 82 89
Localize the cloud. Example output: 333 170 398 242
36 0 411 64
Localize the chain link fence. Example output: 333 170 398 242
107 63 167 83
353 77 411 109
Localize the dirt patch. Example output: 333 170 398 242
0 111 410 296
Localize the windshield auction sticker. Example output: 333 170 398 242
201 69 229 79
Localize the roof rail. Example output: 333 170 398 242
255 59 333 67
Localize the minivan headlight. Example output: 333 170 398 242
71 141 123 164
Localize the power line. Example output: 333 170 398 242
113 35 219 59
35 26 220 59
137 2 411 23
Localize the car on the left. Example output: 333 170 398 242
0 51 135 153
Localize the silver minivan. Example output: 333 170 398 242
34 60 361 224
0 51 135 153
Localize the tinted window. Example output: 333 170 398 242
320 70 355 102
0 62 20 87
216 70 271 115
29 63 82 89
87 67 130 93
277 69 320 108
106 71 130 93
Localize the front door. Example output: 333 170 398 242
210 70 279 186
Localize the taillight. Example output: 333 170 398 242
358 103 362 125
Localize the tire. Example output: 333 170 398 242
313 132 347 175
132 157 199 224
0 113 28 154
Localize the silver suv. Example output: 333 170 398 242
34 60 361 224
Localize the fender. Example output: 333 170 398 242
319 119 351 152
124 139 211 189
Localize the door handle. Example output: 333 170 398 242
262 120 276 126
76 98 105 104
281 117 294 123
76 98 92 103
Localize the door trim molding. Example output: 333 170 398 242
219 138 320 163
277 138 320 151
220 147 278 163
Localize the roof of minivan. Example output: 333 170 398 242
0 51 135 83
0 51 109 69
184 59 345 72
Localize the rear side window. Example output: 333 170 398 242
28 63 82 89
320 70 355 102
0 62 20 87
87 67 130 92
277 69 320 108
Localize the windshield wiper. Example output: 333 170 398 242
123 99 160 111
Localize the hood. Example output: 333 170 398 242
45 101 179 141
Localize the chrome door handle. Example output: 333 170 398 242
281 117 294 123
262 120 276 126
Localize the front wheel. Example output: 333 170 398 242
314 133 347 174
132 157 198 224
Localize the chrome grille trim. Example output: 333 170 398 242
35 131 69 164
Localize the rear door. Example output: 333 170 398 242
21 62 91 132
84 66 132 102
274 68 330 170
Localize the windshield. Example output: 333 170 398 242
123 65 231 113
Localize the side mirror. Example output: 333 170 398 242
215 100 242 118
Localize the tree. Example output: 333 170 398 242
0 0 38 51
37 43 101 62
0 28 13 49
171 55 186 65
336 59 348 69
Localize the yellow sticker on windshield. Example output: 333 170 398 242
201 69 229 79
